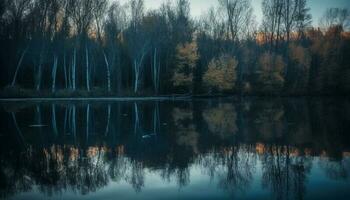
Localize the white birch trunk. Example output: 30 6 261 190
133 50 147 93
86 46 90 92
11 47 28 86
151 48 160 94
52 55 58 93
72 48 76 91
68 54 72 89
134 60 139 93
63 52 68 89
36 55 43 91
103 51 111 93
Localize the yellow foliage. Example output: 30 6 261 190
172 41 200 88
203 55 238 91
176 42 199 69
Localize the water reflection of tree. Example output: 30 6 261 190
318 157 350 181
172 107 199 154
260 145 312 200
197 145 257 196
254 101 285 141
1 100 350 199
203 103 238 140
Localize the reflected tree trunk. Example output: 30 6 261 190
64 106 68 135
11 112 26 147
134 102 140 136
71 105 76 141
51 104 58 136
35 105 44 145
105 104 111 136
86 104 90 143
153 102 160 137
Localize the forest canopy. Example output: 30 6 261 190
0 0 349 97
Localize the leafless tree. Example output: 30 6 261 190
320 8 350 30
218 0 253 42
262 0 284 51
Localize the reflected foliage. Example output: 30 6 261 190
0 98 350 199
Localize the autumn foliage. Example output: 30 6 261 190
256 53 285 92
203 55 238 92
172 42 199 91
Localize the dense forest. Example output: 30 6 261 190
0 0 349 97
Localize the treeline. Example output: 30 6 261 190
0 0 349 96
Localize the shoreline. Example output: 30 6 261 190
0 94 349 102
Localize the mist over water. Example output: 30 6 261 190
0 97 350 200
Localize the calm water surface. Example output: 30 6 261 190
0 97 350 200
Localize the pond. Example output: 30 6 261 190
0 97 350 200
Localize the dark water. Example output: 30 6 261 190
0 97 350 200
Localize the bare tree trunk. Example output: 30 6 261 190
103 51 111 93
134 60 139 93
86 46 90 92
52 55 58 93
36 52 44 91
11 46 29 86
151 48 161 94
133 50 147 93
72 48 76 91
63 52 68 89
275 1 283 52
68 53 72 89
